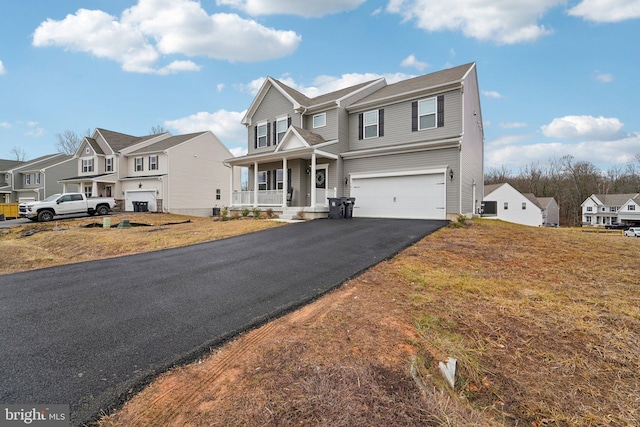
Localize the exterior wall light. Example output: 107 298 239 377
449 169 454 181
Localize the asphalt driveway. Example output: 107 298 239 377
0 218 447 426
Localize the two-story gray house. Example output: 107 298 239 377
226 62 484 220
0 154 74 203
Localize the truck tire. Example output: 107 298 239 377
96 205 110 216
37 210 55 222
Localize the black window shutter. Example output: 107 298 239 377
287 116 292 128
272 121 277 143
266 122 271 146
267 170 271 189
437 95 444 127
411 101 418 132
379 109 384 137
254 126 258 149
358 113 363 140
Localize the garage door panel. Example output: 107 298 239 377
352 173 445 219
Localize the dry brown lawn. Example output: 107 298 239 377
2 215 638 426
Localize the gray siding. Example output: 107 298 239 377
248 86 299 155
303 108 338 142
344 147 460 214
460 66 484 215
348 89 462 152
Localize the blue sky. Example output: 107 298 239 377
1 0 639 173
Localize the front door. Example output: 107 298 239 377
315 164 328 206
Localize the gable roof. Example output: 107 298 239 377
590 193 639 206
0 159 26 171
536 197 556 209
126 131 209 155
95 128 160 152
483 183 507 197
349 62 476 111
17 153 73 171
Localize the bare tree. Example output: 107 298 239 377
149 125 168 135
10 146 27 161
56 129 91 155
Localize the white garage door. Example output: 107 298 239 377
351 172 446 219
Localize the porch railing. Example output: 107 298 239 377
232 190 283 206
232 188 336 207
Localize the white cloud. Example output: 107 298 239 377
165 109 247 143
217 83 225 92
25 122 45 137
386 0 563 44
0 121 11 129
400 54 429 71
499 122 527 129
229 146 248 157
595 72 613 83
541 115 624 140
372 7 383 16
33 0 301 74
0 60 6 75
482 90 504 99
568 0 640 22
216 0 366 17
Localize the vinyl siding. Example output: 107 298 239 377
304 108 338 141
249 87 299 155
348 89 462 152
460 66 484 215
344 147 460 214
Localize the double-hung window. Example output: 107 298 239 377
630 205 636 211
522 202 527 210
149 155 159 171
276 117 288 144
35 173 41 185
257 171 268 190
105 157 113 172
257 122 268 148
82 158 94 173
135 157 144 172
276 169 284 190
418 97 437 130
364 110 379 139
25 174 31 185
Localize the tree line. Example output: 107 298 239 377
485 155 640 226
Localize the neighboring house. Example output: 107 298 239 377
59 128 237 216
0 154 74 203
581 193 640 226
0 159 25 203
226 62 484 220
483 183 558 227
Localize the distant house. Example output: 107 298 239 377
59 128 238 216
581 193 640 226
483 183 558 227
226 62 484 220
0 154 75 203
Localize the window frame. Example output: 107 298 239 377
418 97 437 130
313 113 326 129
25 174 31 185
257 171 268 191
216 189 221 200
135 157 144 172
35 173 41 185
276 169 284 190
522 202 527 210
105 157 114 172
149 155 159 171
363 110 379 139
629 205 636 211
276 116 288 144
257 122 268 148
504 202 509 210
82 158 94 173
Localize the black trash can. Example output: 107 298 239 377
139 201 149 212
0 213 4 221
344 197 355 218
213 207 221 217
132 201 140 212
328 197 344 219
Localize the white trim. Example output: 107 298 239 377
350 168 447 181
256 121 268 148
313 112 326 128
363 110 379 139
343 138 461 160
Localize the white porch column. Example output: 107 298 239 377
229 165 234 207
310 152 317 207
282 157 288 207
92 181 98 197
253 161 258 207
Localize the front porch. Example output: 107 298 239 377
230 188 335 219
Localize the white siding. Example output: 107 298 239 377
484 184 543 227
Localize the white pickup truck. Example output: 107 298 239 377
19 193 117 222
